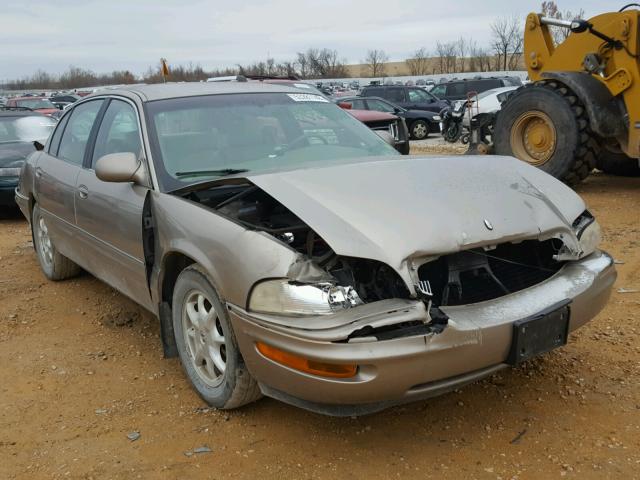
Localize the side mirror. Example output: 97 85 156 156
375 130 395 146
33 141 45 151
95 152 147 185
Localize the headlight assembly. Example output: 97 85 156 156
576 217 601 258
249 280 362 316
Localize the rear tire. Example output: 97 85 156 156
32 205 81 281
596 146 640 177
172 264 262 409
494 81 598 186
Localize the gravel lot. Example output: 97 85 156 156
1 148 639 479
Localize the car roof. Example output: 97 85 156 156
85 82 305 102
11 96 49 100
481 86 519 96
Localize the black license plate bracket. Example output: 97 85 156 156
507 300 571 366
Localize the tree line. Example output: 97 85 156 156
1 1 583 90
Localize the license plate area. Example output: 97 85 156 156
507 300 571 365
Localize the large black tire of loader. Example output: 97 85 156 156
494 81 598 186
596 147 640 177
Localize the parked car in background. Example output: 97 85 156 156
0 108 56 206
16 82 615 416
50 94 81 110
359 85 449 114
244 77 411 155
337 96 440 140
462 86 518 128
430 77 522 102
5 97 58 116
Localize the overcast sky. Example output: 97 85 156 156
2 0 608 80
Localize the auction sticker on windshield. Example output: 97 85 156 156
287 93 329 102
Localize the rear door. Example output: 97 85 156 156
74 97 153 310
35 99 104 261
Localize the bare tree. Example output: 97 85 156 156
434 41 458 73
406 47 430 75
457 38 468 72
491 15 523 71
541 1 585 44
364 49 389 77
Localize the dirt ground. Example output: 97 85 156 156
1 162 639 479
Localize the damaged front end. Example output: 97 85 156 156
178 179 603 344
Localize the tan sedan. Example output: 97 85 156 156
16 82 615 415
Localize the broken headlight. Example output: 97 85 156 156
249 280 362 316
576 216 601 258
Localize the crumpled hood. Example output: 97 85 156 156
0 142 34 168
249 156 586 272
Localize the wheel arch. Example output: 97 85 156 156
540 71 626 139
156 250 196 358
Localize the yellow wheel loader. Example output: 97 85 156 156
493 5 640 183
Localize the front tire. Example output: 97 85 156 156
172 265 261 409
32 205 80 281
494 81 598 186
410 120 429 140
596 145 640 177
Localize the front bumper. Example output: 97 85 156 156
14 188 29 219
229 251 616 416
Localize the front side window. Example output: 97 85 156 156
407 88 431 102
386 88 405 103
92 100 142 167
146 93 398 191
430 85 446 97
349 99 367 110
57 100 103 165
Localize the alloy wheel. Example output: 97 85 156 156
182 290 227 387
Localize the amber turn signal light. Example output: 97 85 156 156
256 342 357 378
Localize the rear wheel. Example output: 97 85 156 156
32 205 81 281
494 81 598 185
596 144 640 177
410 120 429 140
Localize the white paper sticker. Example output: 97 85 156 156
287 93 329 103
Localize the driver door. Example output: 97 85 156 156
74 98 153 310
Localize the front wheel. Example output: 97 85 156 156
494 81 597 185
172 265 261 409
410 120 429 140
32 205 80 281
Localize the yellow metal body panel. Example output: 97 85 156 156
524 11 640 157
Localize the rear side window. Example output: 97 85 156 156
364 87 382 97
386 88 405 103
57 100 103 165
446 82 467 98
48 114 70 156
470 80 501 93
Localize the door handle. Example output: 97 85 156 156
77 185 89 199
35 167 43 178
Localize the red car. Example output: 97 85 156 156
5 97 59 116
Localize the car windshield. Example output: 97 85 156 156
0 115 56 143
146 93 399 191
16 99 56 110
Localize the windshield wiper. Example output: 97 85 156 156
175 168 249 178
